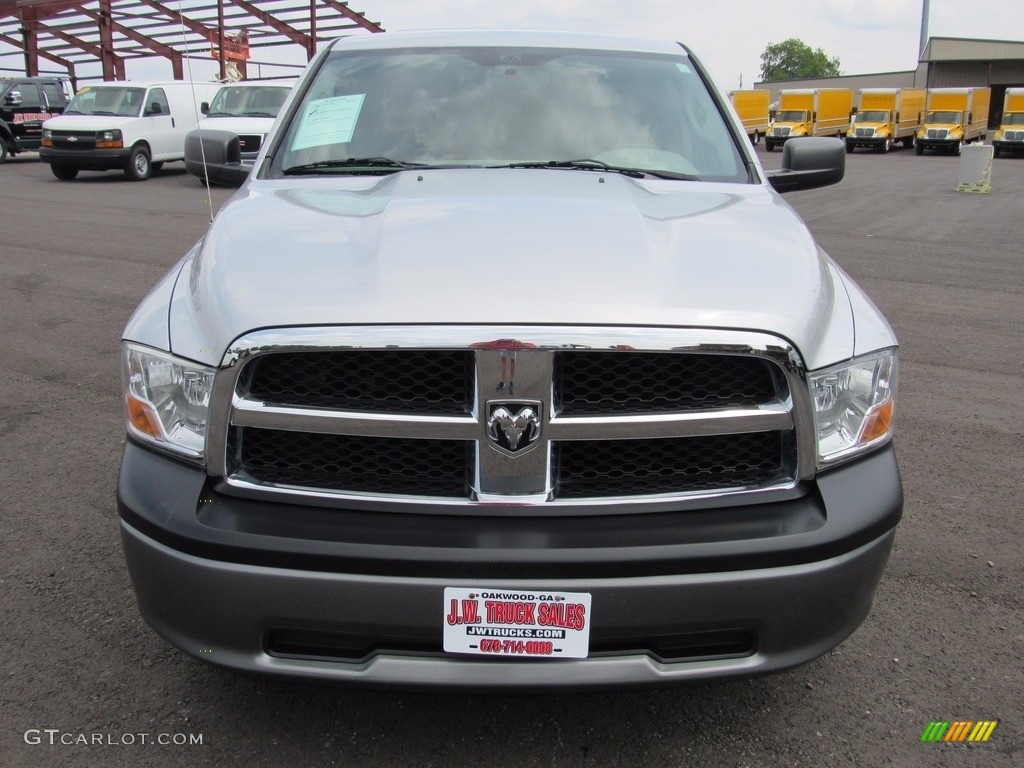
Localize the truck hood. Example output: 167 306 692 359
197 115 276 134
166 169 857 369
42 114 140 131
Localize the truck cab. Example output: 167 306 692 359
916 87 990 155
767 108 812 151
992 87 1024 157
0 76 73 162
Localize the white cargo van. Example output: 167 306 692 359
40 80 221 180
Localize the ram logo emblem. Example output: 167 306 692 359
486 402 541 455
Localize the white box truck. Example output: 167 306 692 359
40 80 221 180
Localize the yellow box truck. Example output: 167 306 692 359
766 88 852 152
992 87 1024 157
916 87 990 155
846 88 925 154
729 89 771 145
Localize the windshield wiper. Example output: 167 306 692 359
495 159 700 181
496 159 645 178
242 111 278 117
282 157 431 175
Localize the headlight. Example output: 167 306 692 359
97 129 123 148
810 349 897 467
43 129 52 140
122 343 215 460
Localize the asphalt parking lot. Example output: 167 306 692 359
1 144 1022 767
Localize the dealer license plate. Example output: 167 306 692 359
443 587 592 659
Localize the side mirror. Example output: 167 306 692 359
5 91 22 106
201 101 210 114
184 128 251 188
766 137 845 194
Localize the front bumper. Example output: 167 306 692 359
915 138 961 152
39 146 130 170
845 136 886 149
118 440 902 690
992 139 1024 153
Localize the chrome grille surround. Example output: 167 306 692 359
854 127 875 138
1004 130 1024 142
927 128 949 139
207 326 816 515
772 126 791 137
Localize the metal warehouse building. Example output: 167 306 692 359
757 37 1024 127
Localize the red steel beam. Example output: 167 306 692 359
76 3 184 78
229 0 312 57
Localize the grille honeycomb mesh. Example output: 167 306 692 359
555 431 787 498
238 427 473 497
555 352 776 415
245 350 474 414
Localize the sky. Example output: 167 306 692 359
3 1 1024 90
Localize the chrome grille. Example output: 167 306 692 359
927 128 948 139
1004 130 1024 142
772 127 790 137
855 127 875 138
211 327 811 511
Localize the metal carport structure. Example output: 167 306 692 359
0 0 384 86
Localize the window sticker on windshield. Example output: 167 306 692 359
292 93 365 150
675 63 692 74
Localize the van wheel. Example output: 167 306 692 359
125 146 151 181
50 164 79 180
0 139 8 163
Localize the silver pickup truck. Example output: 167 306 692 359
118 30 901 690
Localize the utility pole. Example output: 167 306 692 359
919 0 930 58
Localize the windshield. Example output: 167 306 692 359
855 110 889 122
207 84 291 117
1002 112 1024 125
925 111 961 123
774 110 807 122
273 46 746 182
65 86 146 117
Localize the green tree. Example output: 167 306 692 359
759 38 842 81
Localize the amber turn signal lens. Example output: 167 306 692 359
127 396 163 439
859 399 894 444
